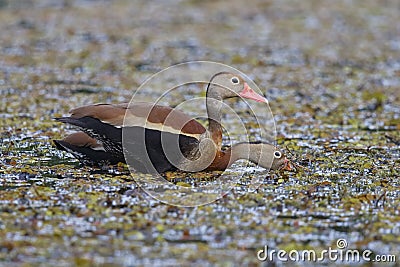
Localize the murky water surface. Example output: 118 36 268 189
1 0 399 265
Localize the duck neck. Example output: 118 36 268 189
208 143 251 171
226 142 270 169
206 86 223 149
229 142 251 167
207 142 277 171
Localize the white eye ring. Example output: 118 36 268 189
274 151 282 159
231 77 239 84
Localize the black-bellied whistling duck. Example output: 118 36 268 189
54 72 291 173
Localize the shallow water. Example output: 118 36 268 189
1 0 400 265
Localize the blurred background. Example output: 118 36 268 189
1 0 399 265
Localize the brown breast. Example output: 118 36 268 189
205 150 232 171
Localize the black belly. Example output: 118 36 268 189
123 126 199 173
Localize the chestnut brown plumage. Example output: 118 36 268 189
54 72 291 173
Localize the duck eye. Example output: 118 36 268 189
231 77 239 84
274 151 282 159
